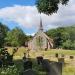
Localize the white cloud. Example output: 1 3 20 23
0 5 40 28
0 0 75 30
26 33 35 36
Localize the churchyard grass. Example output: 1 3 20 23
62 65 75 75
6 47 75 59
7 48 75 62
0 47 75 75
44 49 75 55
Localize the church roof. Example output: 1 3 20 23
33 17 53 42
28 17 54 49
38 17 43 32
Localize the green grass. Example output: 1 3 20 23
5 47 75 65
62 65 75 75
6 47 75 59
45 49 75 55
1 47 75 75
0 60 74 75
0 59 46 75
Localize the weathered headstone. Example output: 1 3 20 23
48 61 62 75
58 58 64 64
37 56 43 65
23 60 32 71
13 48 18 54
55 53 58 58
23 53 26 61
42 59 51 72
45 48 48 51
41 59 62 75
70 56 74 59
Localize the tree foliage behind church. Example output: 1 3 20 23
0 22 75 50
46 26 75 50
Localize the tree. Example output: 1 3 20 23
0 23 9 48
46 27 65 48
6 27 27 47
46 26 75 50
36 0 69 15
62 39 71 49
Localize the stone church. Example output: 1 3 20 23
28 18 53 50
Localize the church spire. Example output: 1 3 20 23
39 16 43 31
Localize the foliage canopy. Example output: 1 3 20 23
36 0 69 15
0 23 9 48
46 26 75 50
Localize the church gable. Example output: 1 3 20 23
28 18 53 50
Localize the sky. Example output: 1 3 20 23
0 0 75 35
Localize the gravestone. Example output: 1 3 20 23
55 53 58 58
58 58 64 64
13 48 18 54
23 60 32 71
41 59 62 75
70 56 74 59
42 59 51 72
48 61 62 75
23 53 26 61
37 56 43 65
45 48 48 51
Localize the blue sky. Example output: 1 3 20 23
0 0 36 8
0 0 75 35
0 0 37 35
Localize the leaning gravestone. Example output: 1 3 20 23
48 61 62 75
41 59 62 75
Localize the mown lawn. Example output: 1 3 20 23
44 49 75 55
6 47 75 59
62 64 75 75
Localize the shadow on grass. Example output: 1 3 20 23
14 58 47 75
0 58 46 75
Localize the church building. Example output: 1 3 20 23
28 18 53 50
